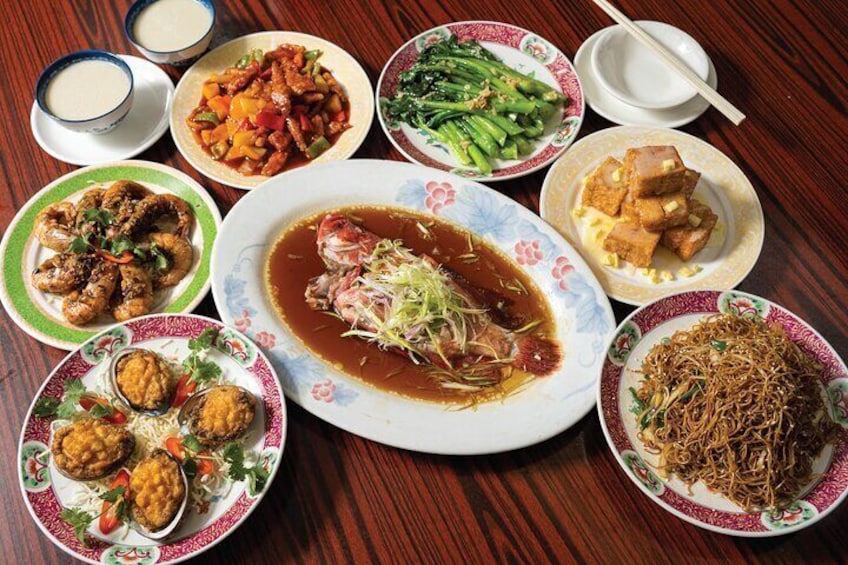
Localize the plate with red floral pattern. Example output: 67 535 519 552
598 290 848 536
18 313 286 564
376 21 584 182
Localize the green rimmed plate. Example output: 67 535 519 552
0 160 222 350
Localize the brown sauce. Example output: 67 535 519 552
265 206 556 404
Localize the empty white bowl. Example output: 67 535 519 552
591 21 709 110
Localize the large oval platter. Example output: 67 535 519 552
171 31 374 190
0 160 221 350
598 290 848 536
18 313 287 563
376 21 584 182
211 159 614 454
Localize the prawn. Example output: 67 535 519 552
101 180 151 223
113 262 154 322
74 188 105 237
120 194 194 239
34 202 77 252
62 260 119 325
147 232 193 287
32 253 94 293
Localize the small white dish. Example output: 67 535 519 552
125 0 216 66
31 55 173 166
592 21 709 109
575 27 716 128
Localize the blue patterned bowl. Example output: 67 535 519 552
125 0 216 66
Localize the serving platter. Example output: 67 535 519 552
0 160 221 350
598 290 848 536
18 313 287 564
170 31 374 190
210 159 614 454
539 126 764 305
375 21 584 181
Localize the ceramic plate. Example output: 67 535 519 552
0 160 221 350
171 31 374 190
575 26 715 128
598 290 848 536
540 126 763 305
376 21 584 181
18 313 286 564
211 159 614 454
31 55 174 166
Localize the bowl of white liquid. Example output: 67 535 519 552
35 50 134 134
125 0 215 66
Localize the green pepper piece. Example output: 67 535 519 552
304 49 322 61
305 136 330 159
193 111 220 125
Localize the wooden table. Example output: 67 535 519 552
2 0 846 562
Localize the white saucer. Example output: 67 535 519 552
31 55 174 166
575 26 717 128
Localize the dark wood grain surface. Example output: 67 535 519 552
2 0 847 563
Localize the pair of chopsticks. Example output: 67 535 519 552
592 0 746 125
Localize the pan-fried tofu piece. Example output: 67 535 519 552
661 199 718 261
624 146 689 197
681 168 701 197
602 221 661 268
581 157 628 216
630 191 690 232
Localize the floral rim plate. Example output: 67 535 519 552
375 21 585 182
598 290 848 536
170 31 374 190
539 126 764 305
210 159 614 454
18 313 287 564
0 160 221 350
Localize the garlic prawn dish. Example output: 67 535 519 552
29 180 196 326
266 206 562 404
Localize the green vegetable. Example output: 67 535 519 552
33 397 60 418
223 442 268 495
60 507 94 547
108 235 135 256
45 379 87 420
182 434 202 453
711 339 727 351
629 387 647 416
304 49 322 61
193 111 220 125
82 208 114 227
182 328 222 385
69 236 91 254
235 49 264 69
150 244 170 272
305 136 330 159
384 36 567 174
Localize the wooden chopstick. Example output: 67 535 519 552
592 0 746 125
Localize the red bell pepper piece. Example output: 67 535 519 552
96 250 134 264
299 113 312 132
332 110 346 123
79 395 127 424
254 110 286 131
99 469 131 535
171 373 197 407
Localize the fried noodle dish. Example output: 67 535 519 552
632 314 838 510
186 44 351 177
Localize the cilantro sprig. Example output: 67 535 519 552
182 328 222 386
34 379 86 420
59 484 127 547
223 442 269 495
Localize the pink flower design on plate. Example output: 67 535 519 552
529 44 547 58
311 379 336 403
234 309 251 332
551 256 575 291
424 181 456 214
255 331 276 349
615 333 632 354
514 240 544 266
